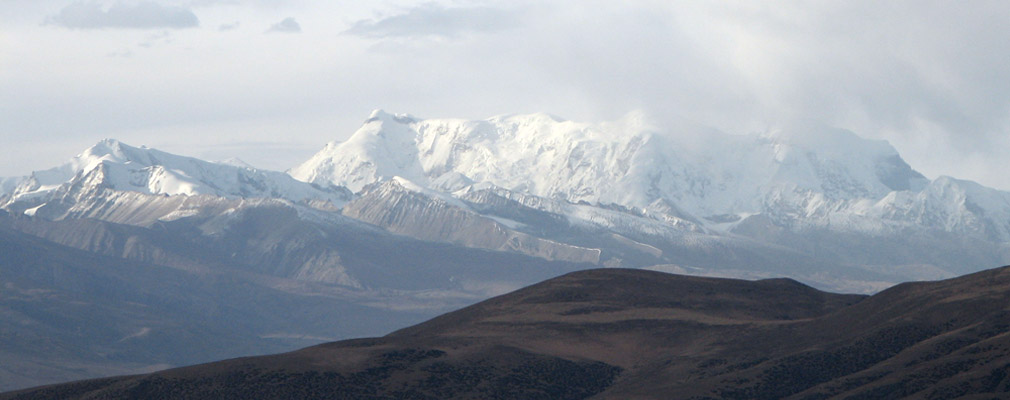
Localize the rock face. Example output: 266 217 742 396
342 178 601 264
12 265 1010 400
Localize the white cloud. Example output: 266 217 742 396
344 3 521 38
266 17 300 33
218 21 240 31
46 1 200 29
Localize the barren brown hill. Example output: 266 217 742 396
6 266 1010 399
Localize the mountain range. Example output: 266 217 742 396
1 109 1009 390
287 110 1010 289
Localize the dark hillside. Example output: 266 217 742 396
8 267 1010 399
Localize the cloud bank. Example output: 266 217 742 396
337 1 1010 188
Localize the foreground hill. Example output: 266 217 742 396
9 266 1010 399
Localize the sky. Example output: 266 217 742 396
2 1 1010 189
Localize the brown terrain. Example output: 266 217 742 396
6 266 1010 399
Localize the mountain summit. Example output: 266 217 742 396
2 139 350 220
285 110 1010 289
289 111 938 232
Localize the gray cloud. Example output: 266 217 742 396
266 17 300 33
47 1 199 29
344 3 520 39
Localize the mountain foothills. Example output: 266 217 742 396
8 266 1010 399
1 110 1009 390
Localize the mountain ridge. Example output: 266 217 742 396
2 139 350 220
4 112 1010 291
2 110 1010 390
289 110 933 227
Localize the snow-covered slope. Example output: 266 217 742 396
0 176 21 196
869 176 1010 240
290 110 661 199
6 139 350 211
292 110 980 233
342 177 602 264
288 109 1010 248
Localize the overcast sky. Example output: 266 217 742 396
2 1 1010 189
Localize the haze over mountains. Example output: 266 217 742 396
2 110 1010 390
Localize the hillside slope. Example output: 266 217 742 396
10 266 1010 399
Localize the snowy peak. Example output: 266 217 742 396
287 109 1010 243
7 139 350 209
914 176 1010 240
365 108 418 125
216 157 255 168
289 110 430 192
287 110 934 223
290 111 657 198
757 126 927 194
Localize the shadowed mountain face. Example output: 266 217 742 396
0 209 589 392
10 266 1010 399
0 218 441 392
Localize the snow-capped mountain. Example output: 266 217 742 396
2 139 350 219
290 110 1010 240
286 109 1010 286
0 176 20 196
4 112 1009 291
289 110 929 218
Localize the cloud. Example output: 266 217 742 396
344 3 521 39
266 17 300 33
47 1 199 29
330 1 1010 190
137 30 173 48
106 48 134 58
218 21 240 31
